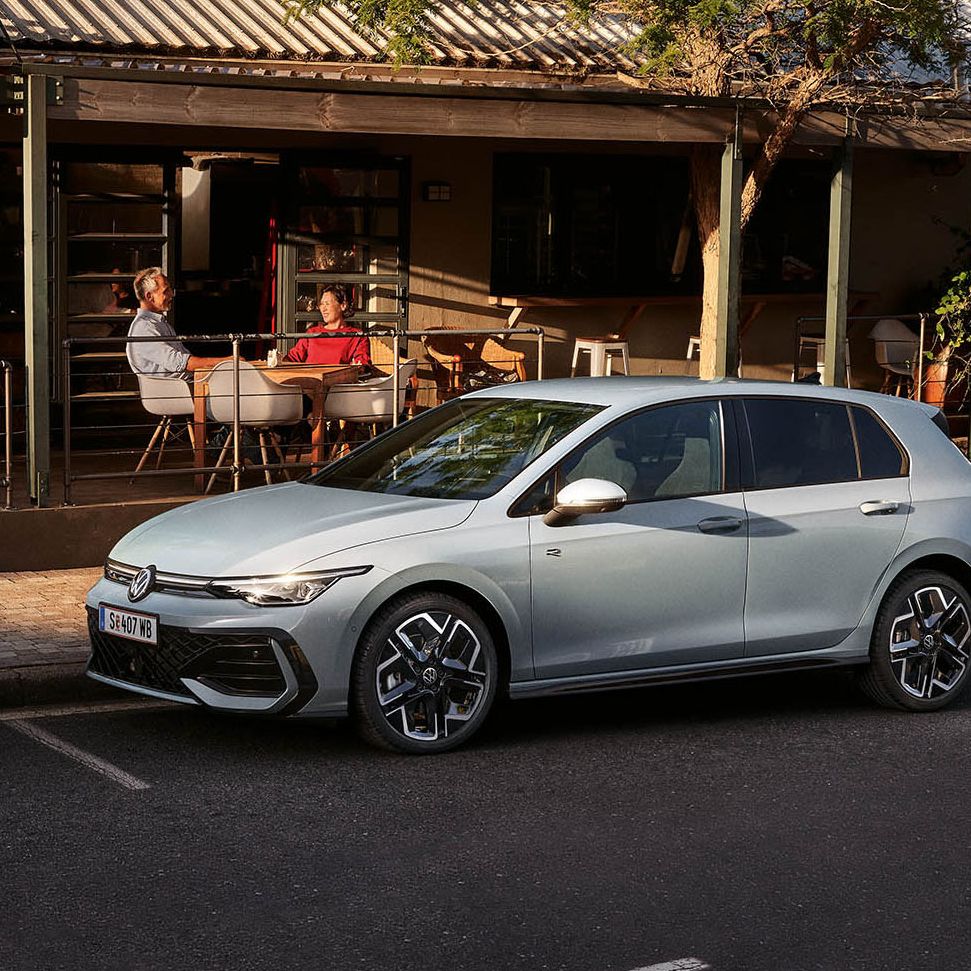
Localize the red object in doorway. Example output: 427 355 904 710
257 206 279 335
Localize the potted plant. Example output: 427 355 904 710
927 270 971 413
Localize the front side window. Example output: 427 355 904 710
310 397 603 500
745 398 858 488
560 400 724 502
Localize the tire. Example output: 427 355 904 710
352 592 499 754
858 569 971 711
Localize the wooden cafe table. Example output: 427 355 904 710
192 361 359 490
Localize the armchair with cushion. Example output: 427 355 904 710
422 326 527 404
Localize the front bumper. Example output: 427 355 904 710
85 606 318 714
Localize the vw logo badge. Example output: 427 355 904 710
923 634 936 651
128 565 156 603
422 667 438 686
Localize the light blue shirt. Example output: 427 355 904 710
126 310 190 379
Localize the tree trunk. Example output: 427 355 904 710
691 145 723 379
690 76 824 379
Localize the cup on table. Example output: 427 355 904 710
266 348 279 368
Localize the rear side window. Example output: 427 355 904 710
851 406 906 478
745 398 857 488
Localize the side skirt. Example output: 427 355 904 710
508 655 867 700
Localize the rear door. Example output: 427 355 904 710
738 396 910 656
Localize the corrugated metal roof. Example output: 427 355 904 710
0 0 639 71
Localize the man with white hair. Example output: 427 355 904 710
126 266 228 377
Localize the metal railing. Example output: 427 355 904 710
61 325 546 505
794 313 931 392
1 360 13 510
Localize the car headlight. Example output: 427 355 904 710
207 566 372 606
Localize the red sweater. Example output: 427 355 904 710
285 326 371 366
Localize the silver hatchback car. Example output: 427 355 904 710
86 378 971 753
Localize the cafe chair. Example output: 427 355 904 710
571 336 630 377
324 359 419 455
792 333 852 386
205 360 304 493
131 373 196 479
869 318 918 396
422 326 527 404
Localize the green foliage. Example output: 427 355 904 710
924 225 971 375
282 0 436 65
935 270 971 359
283 0 965 92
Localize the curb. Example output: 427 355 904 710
0 661 127 709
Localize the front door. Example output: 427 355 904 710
528 399 748 680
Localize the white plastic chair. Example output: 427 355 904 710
869 318 918 396
205 360 304 492
132 373 196 477
324 359 418 453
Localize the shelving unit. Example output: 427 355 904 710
52 159 179 405
0 150 24 367
277 158 409 340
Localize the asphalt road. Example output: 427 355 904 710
3 670 971 971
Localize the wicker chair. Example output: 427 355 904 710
422 326 527 404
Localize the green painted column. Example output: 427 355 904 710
22 72 50 505
824 139 853 388
714 133 742 378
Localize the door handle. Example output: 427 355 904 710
697 516 743 534
859 500 899 516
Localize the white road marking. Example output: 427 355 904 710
6 719 152 791
629 960 711 971
0 699 174 722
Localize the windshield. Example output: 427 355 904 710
309 397 603 500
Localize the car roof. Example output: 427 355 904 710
473 376 939 416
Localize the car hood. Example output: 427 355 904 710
108 483 476 576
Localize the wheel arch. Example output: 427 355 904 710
352 578 515 696
886 552 971 598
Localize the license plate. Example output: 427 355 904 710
98 603 158 646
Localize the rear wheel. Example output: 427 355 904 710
352 592 498 754
859 569 971 711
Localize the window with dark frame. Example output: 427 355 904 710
490 154 829 298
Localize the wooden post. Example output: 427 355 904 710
714 126 742 378
23 73 50 505
824 138 853 387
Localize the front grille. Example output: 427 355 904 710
87 608 287 698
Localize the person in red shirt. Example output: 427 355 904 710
285 284 372 366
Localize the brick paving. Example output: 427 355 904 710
0 568 101 668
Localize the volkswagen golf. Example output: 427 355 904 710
86 378 971 753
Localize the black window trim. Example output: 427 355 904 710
734 394 910 493
507 395 740 518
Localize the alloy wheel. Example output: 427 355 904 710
374 610 491 743
888 584 971 700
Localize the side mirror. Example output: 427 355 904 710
543 478 627 527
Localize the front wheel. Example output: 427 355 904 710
858 569 971 711
352 592 498 754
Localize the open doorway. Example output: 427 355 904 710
180 153 280 339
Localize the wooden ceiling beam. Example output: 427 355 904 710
46 77 971 151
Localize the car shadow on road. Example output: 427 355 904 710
88 664 971 771
474 666 971 751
